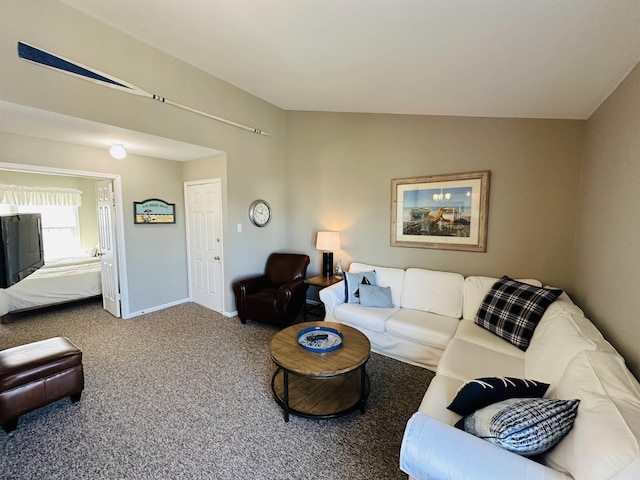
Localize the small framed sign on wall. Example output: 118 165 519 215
134 198 176 224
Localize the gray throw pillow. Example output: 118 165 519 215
359 284 393 308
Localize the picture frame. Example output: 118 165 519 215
134 198 176 224
391 170 490 252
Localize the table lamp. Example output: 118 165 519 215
316 231 341 277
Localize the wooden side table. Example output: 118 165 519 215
303 274 343 320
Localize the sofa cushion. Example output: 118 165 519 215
400 268 464 318
543 350 640 480
348 262 405 306
454 320 524 359
456 397 580 456
437 338 524 382
463 276 542 320
541 290 585 318
333 302 398 333
343 270 377 304
418 374 465 425
386 308 459 350
525 311 617 384
475 276 562 351
448 377 550 416
359 284 393 308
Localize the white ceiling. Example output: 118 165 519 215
59 0 640 120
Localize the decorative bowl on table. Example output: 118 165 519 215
297 326 344 353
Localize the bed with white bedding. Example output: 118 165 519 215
0 255 102 321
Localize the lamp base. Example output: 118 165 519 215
322 252 333 277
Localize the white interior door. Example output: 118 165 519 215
185 180 223 313
96 179 121 317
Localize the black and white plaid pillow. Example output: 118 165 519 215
475 276 562 350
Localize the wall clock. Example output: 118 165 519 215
248 199 271 227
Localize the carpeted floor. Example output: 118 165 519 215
0 301 434 479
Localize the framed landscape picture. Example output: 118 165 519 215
391 170 490 252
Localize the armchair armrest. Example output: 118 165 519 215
233 275 268 296
276 278 307 308
318 281 345 321
400 413 569 480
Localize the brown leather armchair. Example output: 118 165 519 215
233 253 310 325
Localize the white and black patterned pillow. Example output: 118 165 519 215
475 276 562 350
455 398 580 456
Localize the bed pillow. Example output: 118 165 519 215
343 270 377 304
475 276 562 350
456 397 580 456
448 377 550 416
359 284 393 308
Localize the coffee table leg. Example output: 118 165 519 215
360 366 366 414
283 369 290 422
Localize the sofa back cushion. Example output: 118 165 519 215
463 276 542 320
543 350 640 480
348 262 405 306
400 268 464 318
525 310 617 384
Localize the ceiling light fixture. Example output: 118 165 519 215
109 144 126 160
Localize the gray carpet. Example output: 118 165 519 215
0 301 434 480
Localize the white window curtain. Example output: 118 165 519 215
0 184 82 207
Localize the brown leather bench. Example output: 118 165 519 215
0 337 84 432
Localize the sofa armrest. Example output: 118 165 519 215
400 413 570 480
318 281 345 320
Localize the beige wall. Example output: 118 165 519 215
286 111 585 288
573 63 640 378
0 169 99 251
1 0 287 314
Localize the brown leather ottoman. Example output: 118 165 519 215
0 337 84 432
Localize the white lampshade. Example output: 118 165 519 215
316 231 341 251
109 144 127 160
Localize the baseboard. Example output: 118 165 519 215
124 297 190 319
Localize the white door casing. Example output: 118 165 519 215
185 180 223 313
96 179 121 317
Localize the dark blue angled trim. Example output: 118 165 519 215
17 42 132 90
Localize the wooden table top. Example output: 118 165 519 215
304 274 343 288
270 321 370 377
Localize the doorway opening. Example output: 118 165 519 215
0 162 129 318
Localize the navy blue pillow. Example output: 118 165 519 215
448 377 549 416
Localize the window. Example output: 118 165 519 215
0 204 82 260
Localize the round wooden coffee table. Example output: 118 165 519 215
269 321 371 422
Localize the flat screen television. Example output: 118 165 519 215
0 213 45 288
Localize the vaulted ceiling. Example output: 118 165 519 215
60 0 640 120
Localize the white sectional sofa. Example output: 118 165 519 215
320 262 465 370
319 262 640 480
